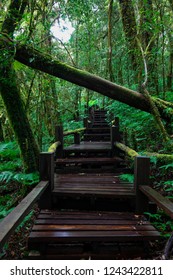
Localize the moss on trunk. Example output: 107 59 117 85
9 37 172 123
1 35 173 122
63 127 86 136
0 0 39 172
0 61 39 172
48 141 61 153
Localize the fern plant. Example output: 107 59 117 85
0 142 20 160
0 171 39 186
119 173 134 183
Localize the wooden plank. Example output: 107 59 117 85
35 218 149 226
56 175 121 180
35 219 149 225
55 185 134 190
56 157 122 164
28 230 160 244
0 180 49 251
32 224 154 231
53 190 135 197
140 185 173 219
64 142 111 151
37 211 145 220
54 186 134 191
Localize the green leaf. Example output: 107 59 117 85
160 163 173 170
119 174 134 183
0 207 14 219
0 171 14 183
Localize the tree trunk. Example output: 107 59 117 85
0 63 39 171
6 37 172 122
118 0 140 81
0 117 4 142
139 0 158 92
0 0 39 172
107 0 114 81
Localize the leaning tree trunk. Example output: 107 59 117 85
0 0 39 172
8 37 173 123
1 34 173 123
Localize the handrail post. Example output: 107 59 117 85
111 123 120 156
38 152 54 209
83 117 88 128
74 132 80 144
55 125 64 158
134 156 150 214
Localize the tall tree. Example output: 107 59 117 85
107 0 114 81
118 0 141 83
139 0 158 92
0 0 39 172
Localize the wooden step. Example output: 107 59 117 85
28 210 160 258
64 142 112 155
83 133 110 141
56 156 123 166
86 127 110 132
92 123 109 127
53 173 135 198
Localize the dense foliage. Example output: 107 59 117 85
0 0 173 258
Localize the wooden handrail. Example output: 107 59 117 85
140 185 173 219
48 141 61 153
115 141 139 158
49 128 86 153
63 127 86 136
0 180 49 251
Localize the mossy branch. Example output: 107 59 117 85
143 88 170 142
115 142 139 158
63 127 86 136
136 37 170 142
115 142 173 162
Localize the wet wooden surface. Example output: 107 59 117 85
53 173 135 198
64 141 111 151
28 210 160 251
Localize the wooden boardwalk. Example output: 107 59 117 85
27 109 161 259
28 210 159 259
2 108 169 259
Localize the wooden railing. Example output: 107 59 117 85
0 180 48 251
54 126 86 158
0 152 54 251
1 146 173 256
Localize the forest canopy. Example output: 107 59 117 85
0 0 173 171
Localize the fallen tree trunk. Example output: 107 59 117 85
1 35 173 122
